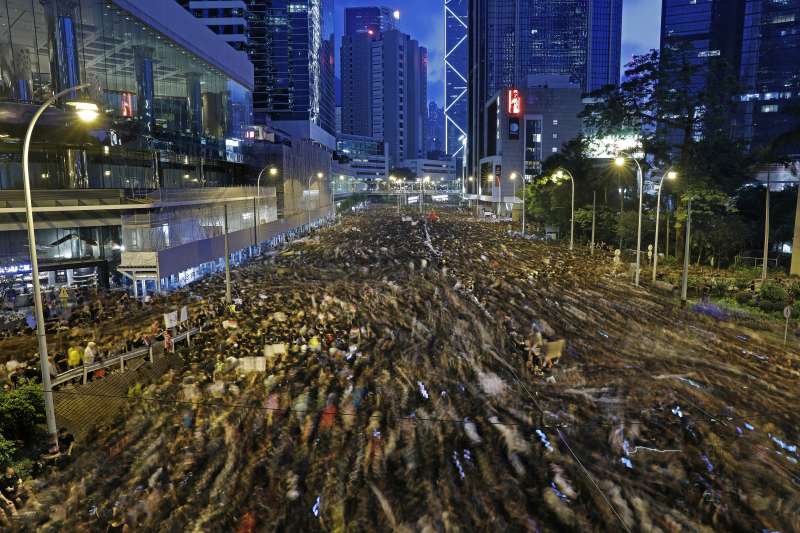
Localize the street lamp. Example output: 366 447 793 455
521 173 527 235
23 84 99 453
681 195 695 306
255 166 279 247
510 172 520 224
554 168 575 250
652 168 677 282
615 155 645 287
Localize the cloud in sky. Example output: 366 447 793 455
621 0 662 68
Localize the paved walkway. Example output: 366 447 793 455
53 352 182 441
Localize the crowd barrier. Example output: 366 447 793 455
51 327 199 388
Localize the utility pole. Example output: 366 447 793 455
591 191 596 255
681 198 692 306
224 203 231 305
762 172 771 281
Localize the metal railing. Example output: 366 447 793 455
51 327 199 387
735 255 779 268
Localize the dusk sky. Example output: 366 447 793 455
334 0 662 107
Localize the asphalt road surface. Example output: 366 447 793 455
16 209 800 532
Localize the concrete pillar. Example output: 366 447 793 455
132 273 138 299
66 148 88 188
186 72 203 135
791 185 800 276
12 47 33 102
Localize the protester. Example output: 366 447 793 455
6 210 799 533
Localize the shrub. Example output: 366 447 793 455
735 291 754 306
0 436 15 467
758 282 790 313
710 278 730 297
734 278 751 291
788 282 800 300
0 382 45 441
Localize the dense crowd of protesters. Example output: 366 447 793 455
1 209 797 531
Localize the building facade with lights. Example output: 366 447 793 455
444 0 468 157
344 5 397 35
467 0 622 184
0 0 328 297
245 0 336 149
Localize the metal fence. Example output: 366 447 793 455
51 327 199 387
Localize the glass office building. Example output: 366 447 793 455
345 6 395 35
468 0 621 182
738 0 800 155
445 0 468 156
247 0 336 140
0 0 255 290
0 0 253 191
660 0 746 96
588 0 622 92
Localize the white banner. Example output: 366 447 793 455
164 311 178 329
179 305 189 323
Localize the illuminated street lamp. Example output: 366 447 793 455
554 168 575 250
23 83 99 453
255 166 279 247
615 155 644 287
420 175 431 213
653 169 678 282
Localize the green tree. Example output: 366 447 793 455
583 48 759 260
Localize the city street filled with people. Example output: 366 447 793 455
6 208 800 531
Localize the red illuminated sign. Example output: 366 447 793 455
507 88 522 116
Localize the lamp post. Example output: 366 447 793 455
461 135 467 198
615 155 644 287
652 168 678 282
510 172 517 220
522 174 527 235
762 172 771 282
468 175 474 214
591 191 596 255
681 196 693 305
555 168 575 250
23 84 99 452
420 176 430 214
223 203 231 305
255 166 278 249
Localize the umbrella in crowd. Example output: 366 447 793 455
6 209 799 532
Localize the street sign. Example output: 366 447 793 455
784 305 792 320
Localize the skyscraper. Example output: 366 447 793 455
345 6 396 35
341 32 374 137
468 0 622 177
427 101 446 157
445 0 468 157
248 0 336 146
737 0 800 155
588 0 623 92
660 0 746 96
340 26 428 167
179 0 337 146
